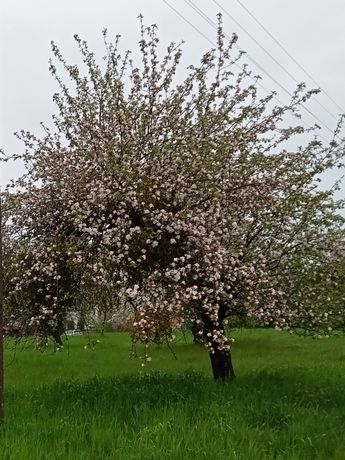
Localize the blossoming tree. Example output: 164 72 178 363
3 19 345 380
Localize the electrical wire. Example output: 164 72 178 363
233 0 345 115
183 0 336 136
211 0 339 123
162 0 331 143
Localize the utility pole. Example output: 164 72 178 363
0 189 4 424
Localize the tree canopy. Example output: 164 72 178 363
3 18 345 380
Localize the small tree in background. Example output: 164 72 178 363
3 17 345 380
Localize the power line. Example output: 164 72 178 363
210 0 339 123
233 0 345 115
162 0 282 97
183 0 336 137
161 0 216 48
162 0 330 143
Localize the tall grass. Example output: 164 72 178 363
2 329 345 459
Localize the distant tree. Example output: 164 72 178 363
3 17 345 380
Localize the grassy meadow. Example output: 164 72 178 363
2 329 345 459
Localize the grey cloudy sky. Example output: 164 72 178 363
1 0 345 198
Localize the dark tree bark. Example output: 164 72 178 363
52 330 63 347
51 318 65 347
191 320 203 345
200 306 236 381
209 347 235 381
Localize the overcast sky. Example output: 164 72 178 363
1 0 345 199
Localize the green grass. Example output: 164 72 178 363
2 329 345 459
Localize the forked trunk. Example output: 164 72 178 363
209 348 235 381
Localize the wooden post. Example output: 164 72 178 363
0 190 4 424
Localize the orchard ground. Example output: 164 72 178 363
2 329 345 459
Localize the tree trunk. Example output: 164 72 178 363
199 308 235 381
51 320 65 347
209 348 235 381
191 320 203 345
52 331 63 347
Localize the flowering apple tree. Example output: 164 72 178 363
3 18 345 380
